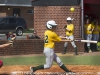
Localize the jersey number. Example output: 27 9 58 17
45 35 48 43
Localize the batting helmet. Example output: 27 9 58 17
46 20 57 29
66 17 72 21
0 60 3 68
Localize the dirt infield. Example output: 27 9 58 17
0 65 100 75
0 52 100 75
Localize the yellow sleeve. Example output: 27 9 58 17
53 33 61 42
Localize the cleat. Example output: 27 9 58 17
30 67 34 75
66 71 76 75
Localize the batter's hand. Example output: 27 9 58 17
65 37 70 40
66 28 69 30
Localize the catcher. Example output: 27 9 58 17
84 18 94 52
0 37 16 48
0 37 16 68
30 20 74 75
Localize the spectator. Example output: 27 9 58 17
92 21 100 51
84 18 89 53
6 31 15 41
84 18 94 53
27 31 40 39
97 21 100 51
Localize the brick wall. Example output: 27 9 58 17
0 40 84 56
34 6 81 39
0 6 85 56
32 6 84 54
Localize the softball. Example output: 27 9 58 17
70 7 75 12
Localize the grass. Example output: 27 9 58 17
0 54 100 66
24 29 34 33
0 56 45 66
60 55 100 65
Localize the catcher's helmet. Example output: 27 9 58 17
46 20 57 29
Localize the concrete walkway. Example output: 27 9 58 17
0 33 32 40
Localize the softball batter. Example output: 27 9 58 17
30 20 73 75
62 17 78 55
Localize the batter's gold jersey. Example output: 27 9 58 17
44 30 61 48
84 24 94 34
65 24 74 36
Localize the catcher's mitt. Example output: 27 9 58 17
8 37 16 47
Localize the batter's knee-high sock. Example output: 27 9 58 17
33 65 44 72
60 64 70 72
87 46 92 52
87 46 91 50
87 46 90 50
62 47 67 54
74 47 78 55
